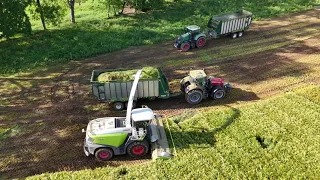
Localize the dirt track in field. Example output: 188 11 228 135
0 9 319 179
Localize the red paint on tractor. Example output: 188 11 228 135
211 77 224 87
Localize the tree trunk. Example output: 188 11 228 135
69 0 76 23
107 1 110 18
120 1 126 14
36 0 46 30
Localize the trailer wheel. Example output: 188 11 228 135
125 101 137 109
212 88 226 100
127 141 149 158
181 42 191 52
95 148 113 161
238 31 244 37
185 90 203 105
113 102 125 111
196 37 206 48
231 33 238 39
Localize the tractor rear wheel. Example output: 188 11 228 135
127 141 149 158
196 37 206 48
212 88 226 100
95 148 114 161
181 42 191 52
113 102 125 111
185 90 203 105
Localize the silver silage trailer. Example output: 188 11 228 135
207 10 253 38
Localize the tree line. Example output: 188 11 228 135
0 0 165 39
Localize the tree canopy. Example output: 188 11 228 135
0 0 32 39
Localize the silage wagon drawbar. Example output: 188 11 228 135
174 10 253 51
90 68 232 110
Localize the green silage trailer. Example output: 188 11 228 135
90 68 170 110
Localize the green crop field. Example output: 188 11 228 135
0 0 318 75
27 86 320 179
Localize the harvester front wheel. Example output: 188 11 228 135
113 102 125 111
185 90 203 105
212 88 226 100
95 148 114 161
127 141 149 158
196 37 206 48
181 42 191 52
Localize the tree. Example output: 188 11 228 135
99 0 125 18
0 0 32 39
28 0 66 30
68 0 76 23
36 0 46 30
66 0 87 24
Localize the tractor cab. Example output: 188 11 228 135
189 70 207 87
174 25 207 51
184 25 201 34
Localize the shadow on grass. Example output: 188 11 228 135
137 87 259 111
168 106 240 149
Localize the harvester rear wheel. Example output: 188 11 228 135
180 42 191 52
185 90 203 105
95 148 114 161
113 102 125 111
127 141 149 158
196 37 206 48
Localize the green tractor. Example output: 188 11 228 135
83 70 171 161
174 25 206 52
174 10 253 52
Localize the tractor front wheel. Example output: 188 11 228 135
185 90 203 105
95 148 114 161
180 42 191 52
127 141 149 158
113 102 125 111
212 88 226 100
196 37 206 48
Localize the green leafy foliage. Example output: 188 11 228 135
0 0 32 39
27 0 67 26
127 0 165 11
97 67 159 82
0 0 319 74
26 86 320 179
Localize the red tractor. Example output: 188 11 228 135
180 70 232 104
